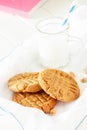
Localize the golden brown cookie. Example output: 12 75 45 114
38 69 80 102
8 72 42 93
12 91 57 113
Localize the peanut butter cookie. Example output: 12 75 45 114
8 72 42 93
13 91 57 113
38 69 80 102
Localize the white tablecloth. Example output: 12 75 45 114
0 4 87 130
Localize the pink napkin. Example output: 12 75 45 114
0 0 40 11
0 0 41 16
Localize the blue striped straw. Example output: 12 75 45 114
62 0 79 26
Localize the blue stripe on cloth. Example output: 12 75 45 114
75 115 87 130
0 106 24 130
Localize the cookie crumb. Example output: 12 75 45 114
50 109 56 115
84 67 87 74
69 72 75 78
80 78 87 83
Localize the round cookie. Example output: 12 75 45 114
13 91 57 113
8 72 42 93
38 69 80 102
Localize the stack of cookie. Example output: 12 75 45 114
8 69 80 114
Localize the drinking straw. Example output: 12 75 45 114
62 0 79 25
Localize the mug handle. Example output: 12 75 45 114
68 35 84 56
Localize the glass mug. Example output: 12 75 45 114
36 18 83 68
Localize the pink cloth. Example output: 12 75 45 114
0 0 40 12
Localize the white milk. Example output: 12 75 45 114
36 18 70 68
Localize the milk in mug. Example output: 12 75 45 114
36 18 70 68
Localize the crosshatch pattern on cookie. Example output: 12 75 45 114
13 91 57 113
38 69 80 102
8 72 42 92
